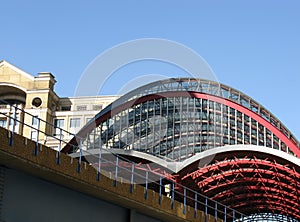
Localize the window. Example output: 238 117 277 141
215 113 221 122
0 118 7 128
9 116 20 131
230 107 235 116
202 123 208 132
195 99 201 108
31 131 37 140
201 111 208 120
93 105 103 111
53 119 64 136
32 116 38 126
250 102 259 113
86 118 92 123
54 119 64 128
223 136 228 144
215 103 221 111
70 118 80 128
8 118 14 131
221 87 229 98
240 96 249 108
230 91 239 102
31 97 42 108
76 105 87 111
230 138 235 145
61 106 71 111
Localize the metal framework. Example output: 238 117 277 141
62 78 300 221
180 150 300 220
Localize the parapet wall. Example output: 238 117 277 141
0 127 221 222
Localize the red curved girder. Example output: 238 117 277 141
63 91 300 157
212 185 299 206
181 176 299 217
178 153 300 220
212 189 299 214
182 158 300 181
200 176 298 196
195 168 299 190
180 157 300 197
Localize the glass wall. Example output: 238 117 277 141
82 96 292 162
113 78 298 149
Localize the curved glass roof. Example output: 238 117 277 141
99 78 299 148
63 77 299 160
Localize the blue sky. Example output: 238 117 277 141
1 1 299 139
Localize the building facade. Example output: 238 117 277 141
0 60 118 149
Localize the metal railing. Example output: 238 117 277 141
0 100 74 163
0 100 297 222
75 145 246 222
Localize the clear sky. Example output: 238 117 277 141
1 1 299 139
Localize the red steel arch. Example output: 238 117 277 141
63 81 300 220
63 91 300 158
179 150 300 220
213 188 299 207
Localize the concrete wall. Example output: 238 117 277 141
0 126 211 222
0 166 162 222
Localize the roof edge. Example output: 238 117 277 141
0 60 35 81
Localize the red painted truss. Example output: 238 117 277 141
179 151 300 220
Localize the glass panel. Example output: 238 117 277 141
230 107 235 116
221 87 229 99
230 91 239 102
250 102 259 113
31 131 37 140
210 84 220 96
260 108 269 121
270 117 278 128
0 118 7 127
70 118 80 128
32 116 38 126
195 98 201 108
201 111 208 120
215 102 221 111
69 118 81 135
54 119 64 128
201 82 209 93
240 96 249 108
